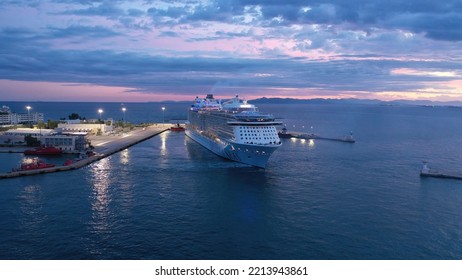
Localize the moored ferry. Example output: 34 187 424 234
185 94 282 168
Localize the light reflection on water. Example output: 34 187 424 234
308 139 315 149
89 157 112 233
120 149 129 165
116 149 135 218
160 131 167 156
17 184 45 247
19 184 43 219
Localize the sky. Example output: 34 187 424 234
1 0 462 102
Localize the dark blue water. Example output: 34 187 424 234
1 103 462 259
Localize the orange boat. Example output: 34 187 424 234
170 123 185 132
13 159 55 172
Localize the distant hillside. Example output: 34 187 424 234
251 97 381 105
250 97 462 107
388 99 462 106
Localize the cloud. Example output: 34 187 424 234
173 0 462 42
46 25 122 39
186 29 254 41
1 1 462 101
61 1 126 18
2 23 460 98
6 0 462 42
159 30 180 37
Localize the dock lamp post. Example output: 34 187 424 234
122 107 126 124
161 107 165 123
98 109 104 135
26 106 31 128
98 109 103 122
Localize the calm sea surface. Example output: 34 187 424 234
1 102 462 259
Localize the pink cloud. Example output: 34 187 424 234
0 79 188 102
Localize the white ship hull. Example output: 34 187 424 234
185 128 279 168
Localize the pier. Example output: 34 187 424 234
278 129 355 143
0 124 170 179
420 162 462 180
0 147 27 153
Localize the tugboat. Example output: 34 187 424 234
12 158 55 172
170 123 185 132
24 146 62 155
278 127 294 138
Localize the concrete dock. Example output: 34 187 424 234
420 162 462 180
0 124 170 179
0 147 27 153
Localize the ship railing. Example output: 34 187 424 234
233 141 282 146
227 121 283 126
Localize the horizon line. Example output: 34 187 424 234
1 97 462 104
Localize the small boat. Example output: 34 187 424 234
24 146 62 155
13 159 55 172
278 127 294 138
170 123 185 132
63 159 74 166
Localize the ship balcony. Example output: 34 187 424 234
227 120 283 126
232 139 282 146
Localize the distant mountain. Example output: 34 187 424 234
386 99 462 106
251 97 381 105
250 97 462 107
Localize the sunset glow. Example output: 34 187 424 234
1 1 462 102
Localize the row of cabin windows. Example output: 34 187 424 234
239 133 277 140
239 127 276 131
240 133 277 137
237 126 278 143
242 137 277 140
236 147 267 154
242 140 279 145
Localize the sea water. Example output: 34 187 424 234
1 102 462 259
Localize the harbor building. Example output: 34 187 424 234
1 128 54 146
42 133 87 152
0 106 44 125
3 128 55 137
57 119 114 134
0 128 88 153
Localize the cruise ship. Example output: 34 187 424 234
185 94 282 168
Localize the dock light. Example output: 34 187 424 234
161 107 165 123
26 106 32 127
97 109 104 133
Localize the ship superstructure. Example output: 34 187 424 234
185 94 282 168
